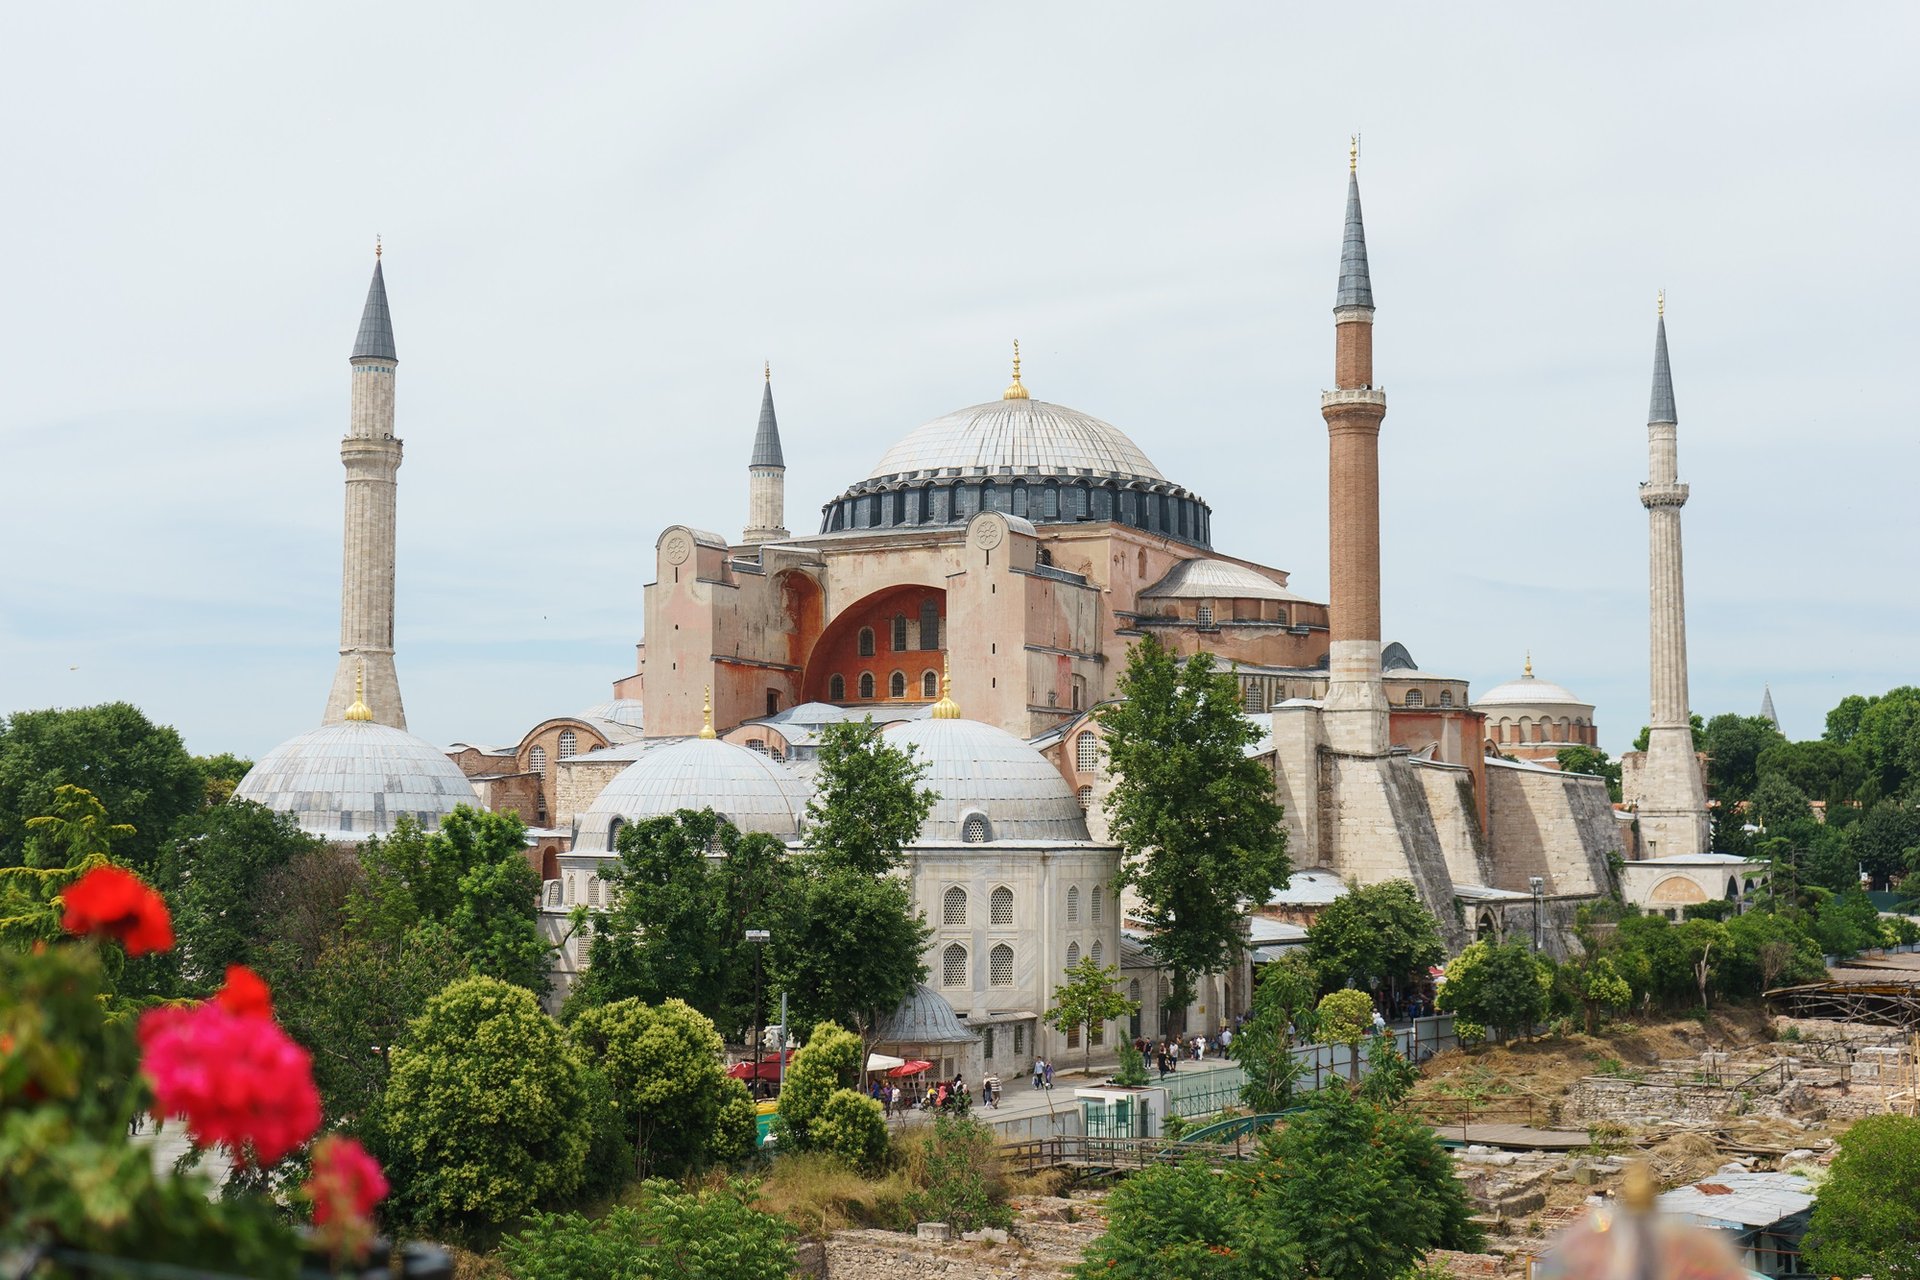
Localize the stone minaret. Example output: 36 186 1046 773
1632 299 1710 854
321 247 408 729
1321 142 1391 755
743 362 789 543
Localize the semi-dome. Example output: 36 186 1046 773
580 698 645 730
233 720 481 842
884 716 1089 843
576 736 811 850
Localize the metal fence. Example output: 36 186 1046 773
1155 1015 1459 1120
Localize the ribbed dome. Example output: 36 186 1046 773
884 717 1088 842
576 737 810 850
233 721 480 842
1474 674 1588 708
580 699 645 730
867 399 1165 481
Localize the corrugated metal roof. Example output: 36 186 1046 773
1659 1172 1812 1230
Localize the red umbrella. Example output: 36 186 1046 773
726 1050 794 1081
888 1059 933 1078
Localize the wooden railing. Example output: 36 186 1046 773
998 1134 1254 1177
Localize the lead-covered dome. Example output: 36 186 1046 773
884 717 1089 843
1474 665 1590 709
233 721 481 842
868 399 1166 481
576 737 810 850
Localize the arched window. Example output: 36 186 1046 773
962 814 990 843
990 886 1014 924
858 672 875 699
1128 978 1141 1002
1066 885 1080 923
564 874 575 905
529 745 547 776
829 674 846 701
546 880 561 907
858 627 875 657
923 670 938 698
990 944 1014 986
1091 887 1103 923
1439 689 1454 708
892 614 909 650
607 817 625 852
1076 733 1099 772
558 729 577 759
942 944 967 987
890 670 907 698
1091 940 1104 967
1077 785 1092 811
1066 941 1080 968
1405 688 1424 707
919 599 939 650
943 886 968 925
745 738 767 754
587 875 601 906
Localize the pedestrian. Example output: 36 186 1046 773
884 1084 894 1118
1156 1050 1169 1080
1043 1059 1053 1089
1371 1007 1387 1035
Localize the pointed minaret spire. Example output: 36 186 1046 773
351 249 397 362
743 363 790 543
1759 684 1779 728
1649 291 1677 424
1335 137 1374 313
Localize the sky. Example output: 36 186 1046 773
1 3 1915 761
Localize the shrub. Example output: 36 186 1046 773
902 1116 1012 1232
567 997 750 1178
1315 988 1375 1047
811 1089 889 1174
498 1179 794 1280
774 1021 861 1151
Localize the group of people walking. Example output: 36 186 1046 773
1139 1025 1239 1078
872 1072 999 1117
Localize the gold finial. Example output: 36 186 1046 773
764 359 771 382
1003 340 1029 400
929 657 962 719
1524 651 1533 679
1349 134 1359 172
375 235 382 260
345 659 374 722
699 686 717 739
1657 289 1664 318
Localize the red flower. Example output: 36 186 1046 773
61 866 173 955
214 965 273 1019
137 1001 321 1166
305 1135 388 1230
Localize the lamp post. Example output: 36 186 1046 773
1529 877 1546 952
746 928 770 1092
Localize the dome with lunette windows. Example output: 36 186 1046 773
884 714 1089 844
234 707 479 843
576 736 810 850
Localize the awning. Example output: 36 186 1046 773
724 1049 793 1081
865 1052 906 1074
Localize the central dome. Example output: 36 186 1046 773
866 398 1166 482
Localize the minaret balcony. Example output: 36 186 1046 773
1319 388 1387 410
1639 482 1689 509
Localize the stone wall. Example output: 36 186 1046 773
1320 751 1467 949
1414 758 1496 889
1484 760 1619 896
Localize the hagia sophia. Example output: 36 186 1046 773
233 148 1740 1071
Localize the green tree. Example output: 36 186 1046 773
1314 988 1375 1048
1827 694 1876 747
1044 954 1138 1076
0 703 205 873
902 1115 1014 1232
810 1089 889 1174
1235 954 1317 1112
1437 941 1548 1040
774 1021 863 1152
1677 917 1729 1008
1816 890 1884 959
1720 909 1825 996
377 976 592 1231
566 997 753 1178
1802 1114 1920 1280
1702 713 1788 805
1758 739 1866 808
1356 1028 1417 1107
166 799 322 991
1556 745 1622 803
500 1180 796 1280
1855 686 1920 797
1850 799 1920 889
1305 879 1444 1008
193 752 254 807
1577 958 1632 1033
803 719 935 876
1101 636 1290 1026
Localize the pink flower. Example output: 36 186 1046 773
61 866 173 955
137 1001 321 1166
305 1135 388 1230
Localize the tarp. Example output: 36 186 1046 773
865 1052 906 1074
725 1049 794 1081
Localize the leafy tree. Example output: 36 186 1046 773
777 868 929 1044
166 799 322 991
1802 1115 1920 1280
353 807 549 993
1702 714 1788 805
0 703 205 873
500 1180 795 1280
1633 712 1704 754
566 997 753 1178
568 810 794 1039
1044 954 1138 1076
1677 917 1729 1008
1236 955 1317 1112
1101 636 1290 1025
1437 941 1547 1040
1075 1156 1248 1280
1826 694 1876 747
1305 879 1444 1007
774 1021 863 1153
1855 686 1920 797
377 976 592 1231
1314 988 1375 1048
1850 799 1920 889
810 1089 889 1174
193 752 254 807
1577 958 1632 1033
803 719 935 876
1556 745 1622 803
903 1115 1014 1232
1758 739 1866 808
1356 1028 1417 1108
1720 909 1825 995
1815 890 1884 959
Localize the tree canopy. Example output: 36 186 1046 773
567 997 754 1177
802 719 935 875
1304 879 1444 1004
1101 636 1289 1016
166 799 322 992
1803 1114 1920 1280
1436 940 1548 1040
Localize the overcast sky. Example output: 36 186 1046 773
2 3 1914 761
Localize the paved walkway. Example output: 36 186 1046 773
885 1055 1247 1130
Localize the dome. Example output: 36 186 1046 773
576 736 811 850
873 983 977 1045
580 699 645 730
233 721 481 843
866 398 1165 482
1139 557 1305 602
883 717 1089 843
1474 671 1589 709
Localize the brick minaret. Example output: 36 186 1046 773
1633 298 1710 854
1321 143 1391 755
321 247 408 729
743 362 789 543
